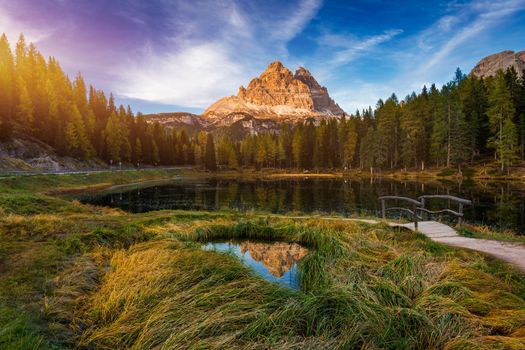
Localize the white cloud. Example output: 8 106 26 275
117 0 323 109
0 8 51 44
418 0 525 73
273 0 323 42
118 42 248 108
329 29 403 66
330 0 525 113
331 83 395 112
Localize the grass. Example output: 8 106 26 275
0 170 524 349
457 224 525 244
67 218 525 349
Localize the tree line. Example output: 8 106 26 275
0 33 200 166
1 34 524 172
215 68 525 173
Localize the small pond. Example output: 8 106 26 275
202 241 309 289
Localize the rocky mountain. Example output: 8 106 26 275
204 61 344 122
470 50 525 78
142 112 205 134
143 61 345 137
239 242 309 277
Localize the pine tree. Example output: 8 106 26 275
134 137 142 164
118 105 132 161
0 34 15 140
487 71 517 171
228 148 239 169
104 111 122 162
73 73 95 139
342 118 357 169
498 118 519 173
65 103 93 159
376 95 399 168
277 140 286 168
152 140 160 165
292 125 302 168
204 133 217 171
15 76 33 132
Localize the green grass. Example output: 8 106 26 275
458 224 525 244
0 170 524 349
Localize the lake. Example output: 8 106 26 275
77 177 525 233
203 240 309 289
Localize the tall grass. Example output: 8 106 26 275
1 169 524 348
70 218 525 349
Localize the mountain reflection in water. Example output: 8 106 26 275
203 241 309 288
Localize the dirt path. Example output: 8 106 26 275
394 221 525 272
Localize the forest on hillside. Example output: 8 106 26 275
1 33 524 172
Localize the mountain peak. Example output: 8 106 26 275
294 66 321 89
204 61 345 123
470 50 525 78
266 60 285 71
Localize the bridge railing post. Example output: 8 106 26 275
378 196 422 228
458 203 463 227
413 203 418 230
420 197 426 220
417 195 471 227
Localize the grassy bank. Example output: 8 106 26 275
0 170 524 349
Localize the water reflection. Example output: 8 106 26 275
77 178 525 233
203 241 309 288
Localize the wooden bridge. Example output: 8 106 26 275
266 195 525 272
379 194 472 230
378 195 525 272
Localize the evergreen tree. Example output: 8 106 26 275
204 133 217 171
15 76 33 132
152 140 160 165
342 118 357 169
375 95 399 168
487 71 517 171
460 75 489 161
292 124 303 168
104 111 122 162
228 148 239 169
65 103 93 159
134 137 142 164
498 118 519 173
0 34 15 140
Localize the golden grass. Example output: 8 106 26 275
1 168 524 349
42 218 522 349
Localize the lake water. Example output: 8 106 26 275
77 177 525 233
202 241 309 289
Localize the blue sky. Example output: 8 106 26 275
1 0 524 114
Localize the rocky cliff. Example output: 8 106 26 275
470 50 525 78
203 61 344 122
239 242 309 277
146 61 345 137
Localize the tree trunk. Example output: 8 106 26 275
500 119 504 172
447 98 451 167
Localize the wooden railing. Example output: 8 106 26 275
379 195 472 229
379 196 422 230
418 195 472 226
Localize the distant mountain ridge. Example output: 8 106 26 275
143 61 345 137
470 50 525 78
